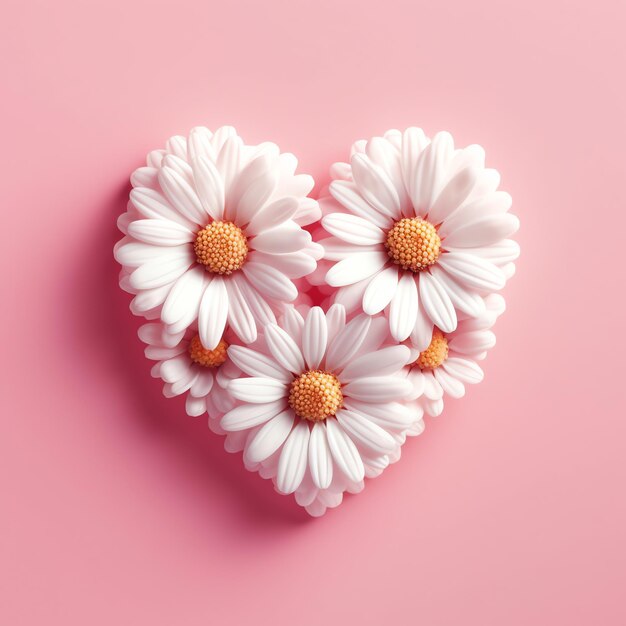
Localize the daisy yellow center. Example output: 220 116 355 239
194 221 248 274
289 370 343 422
385 217 441 272
188 335 228 368
414 329 449 370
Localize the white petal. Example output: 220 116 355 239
245 410 295 464
406 368 426 400
293 197 321 226
325 419 365 483
160 354 191 383
233 273 276 326
340 345 410 382
412 131 454 213
325 314 371 372
448 330 496 355
443 214 519 248
251 222 311 254
451 239 520 265
137 322 166 346
321 213 385 245
146 149 165 168
422 371 444 400
246 197 298 235
281 306 304 345
131 283 171 312
343 376 412 402
325 303 346 344
187 126 216 162
401 127 429 204
249 250 316 279
170 368 199 396
434 368 465 398
224 278 257 344
418 272 457 333
221 399 286 431
319 237 379 262
389 273 418 341
131 166 158 189
145 345 182 361
242 262 297 301
351 153 401 219
264 324 305 373
410 301 435 352
438 252 505 292
430 266 486 318
428 165 479 224
308 423 333 489
357 316 390 354
191 155 225 221
302 307 328 369
366 136 410 212
162 154 194 186
425 397 444 417
227 346 291 383
438 192 513 237
343 399 414 432
333 278 369 314
325 251 388 287
165 135 187 159
228 377 287 403
198 277 228 349
232 154 278 225
217 136 243 217
362 266 399 315
276 422 310 494
442 357 484 384
129 250 193 290
130 188 192 228
158 166 207 225
211 125 236 151
336 409 397 455
185 395 207 417
115 241 181 267
328 181 390 229
161 267 205 325
189 370 214 397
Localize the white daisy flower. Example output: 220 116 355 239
115 125 322 349
137 321 242 417
318 128 519 349
220 304 419 516
404 294 506 418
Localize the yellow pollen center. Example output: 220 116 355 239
194 221 248 274
289 370 343 422
414 329 449 370
188 335 229 368
385 217 442 272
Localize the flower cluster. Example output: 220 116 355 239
115 126 519 516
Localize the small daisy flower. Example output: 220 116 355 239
221 304 418 516
115 126 322 350
318 128 519 349
404 294 506 417
138 321 241 419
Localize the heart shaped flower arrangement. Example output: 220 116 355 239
114 126 519 516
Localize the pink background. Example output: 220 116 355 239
2 0 625 623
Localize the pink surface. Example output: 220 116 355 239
2 0 625 623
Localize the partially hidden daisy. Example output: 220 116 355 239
404 294 506 417
220 304 419 516
318 128 519 350
138 321 240 419
115 125 322 350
